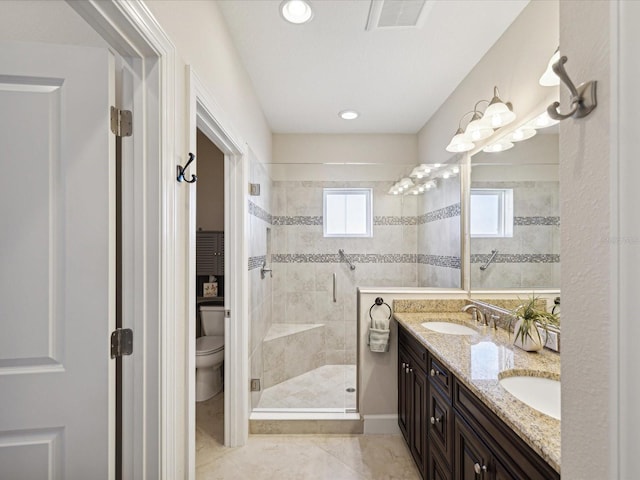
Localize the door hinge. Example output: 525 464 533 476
110 328 133 358
110 106 132 137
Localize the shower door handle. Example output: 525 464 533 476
333 273 337 303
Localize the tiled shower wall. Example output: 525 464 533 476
271 181 419 365
470 180 560 289
248 157 273 408
417 176 462 288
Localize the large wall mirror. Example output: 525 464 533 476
468 122 559 290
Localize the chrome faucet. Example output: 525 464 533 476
462 304 486 325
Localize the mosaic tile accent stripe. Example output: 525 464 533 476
417 203 461 224
470 253 560 264
272 216 323 226
272 253 418 264
270 215 418 226
248 201 272 224
373 216 418 226
248 255 266 270
417 254 461 269
514 216 560 226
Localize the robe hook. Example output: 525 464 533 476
177 152 197 183
547 55 597 121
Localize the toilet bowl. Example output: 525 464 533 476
196 305 225 402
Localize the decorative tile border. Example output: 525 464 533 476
272 215 322 225
271 253 418 264
417 203 461 224
248 255 266 270
248 201 272 224
471 253 560 264
373 216 418 226
270 215 418 226
417 254 461 269
514 216 560 226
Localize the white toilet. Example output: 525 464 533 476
196 305 225 402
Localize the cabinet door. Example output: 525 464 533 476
428 444 453 480
398 347 411 443
429 382 454 467
454 416 492 480
410 366 427 477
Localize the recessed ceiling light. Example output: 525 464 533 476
339 110 359 120
280 0 314 25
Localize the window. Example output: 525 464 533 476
323 188 372 237
470 188 513 238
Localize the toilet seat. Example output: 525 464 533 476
196 335 224 356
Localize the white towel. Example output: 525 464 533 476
368 314 391 353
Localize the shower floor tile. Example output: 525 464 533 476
257 364 356 410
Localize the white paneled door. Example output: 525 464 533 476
0 42 115 479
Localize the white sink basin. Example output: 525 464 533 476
421 322 476 335
499 376 561 420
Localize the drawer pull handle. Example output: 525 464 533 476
405 367 410 374
430 369 441 377
430 416 441 425
474 463 487 475
401 362 407 369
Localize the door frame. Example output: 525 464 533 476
186 66 249 475
67 0 177 478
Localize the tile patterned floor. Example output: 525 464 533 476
196 393 421 479
256 364 357 410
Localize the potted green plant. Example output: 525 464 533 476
510 296 560 352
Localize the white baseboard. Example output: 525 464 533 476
363 414 400 434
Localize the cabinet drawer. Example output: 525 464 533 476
428 382 453 467
398 325 428 372
428 354 451 398
453 379 560 480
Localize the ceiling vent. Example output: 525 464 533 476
365 0 433 30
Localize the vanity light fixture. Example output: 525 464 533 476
465 100 494 141
442 171 451 179
451 165 460 174
338 109 359 120
280 0 314 24
482 87 516 128
483 140 514 153
539 48 561 87
445 87 515 153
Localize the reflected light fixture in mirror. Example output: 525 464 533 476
506 126 537 143
280 0 314 24
482 139 514 153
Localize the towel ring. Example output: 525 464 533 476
369 297 392 321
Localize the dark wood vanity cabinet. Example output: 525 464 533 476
397 324 560 480
398 328 429 478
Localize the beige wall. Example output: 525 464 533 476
417 0 559 166
273 133 418 165
196 130 225 231
558 1 612 478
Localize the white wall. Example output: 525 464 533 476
558 1 612 478
146 0 272 165
417 0 559 166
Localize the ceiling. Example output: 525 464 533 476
217 0 529 134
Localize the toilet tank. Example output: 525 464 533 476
200 305 225 336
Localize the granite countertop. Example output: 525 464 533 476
394 311 561 474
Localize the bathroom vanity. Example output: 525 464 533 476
395 310 560 479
